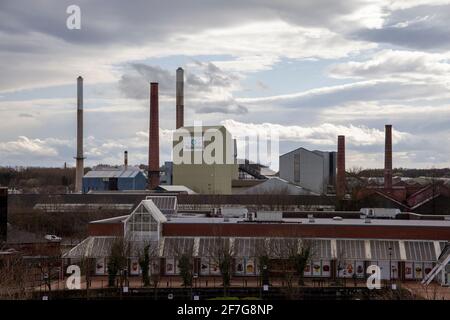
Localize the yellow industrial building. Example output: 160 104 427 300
172 125 238 194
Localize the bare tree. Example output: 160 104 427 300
290 239 312 286
209 237 234 297
107 237 130 288
0 253 31 299
270 238 297 298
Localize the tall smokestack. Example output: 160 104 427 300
336 135 346 198
75 76 84 193
384 124 393 189
124 150 128 168
148 82 160 189
0 187 7 243
176 67 184 129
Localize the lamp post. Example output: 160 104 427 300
260 265 267 299
388 247 392 287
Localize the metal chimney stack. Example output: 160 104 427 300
384 124 393 189
75 76 84 193
336 135 346 198
0 187 7 243
176 67 184 129
148 82 160 189
124 150 128 168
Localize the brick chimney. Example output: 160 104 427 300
176 67 184 129
148 83 160 190
336 135 346 198
384 124 393 189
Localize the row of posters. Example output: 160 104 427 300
404 262 433 280
95 258 159 275
235 258 258 275
304 260 331 277
95 258 434 280
337 260 366 278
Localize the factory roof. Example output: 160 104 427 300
63 235 448 262
90 215 129 224
239 177 317 195
84 167 144 179
165 216 450 227
156 185 196 194
280 147 334 158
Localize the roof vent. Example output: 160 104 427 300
308 214 315 223
364 217 371 224
332 216 343 221
224 217 230 222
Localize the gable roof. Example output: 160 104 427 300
124 200 167 224
84 167 145 179
239 177 317 195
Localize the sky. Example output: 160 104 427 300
1 0 450 170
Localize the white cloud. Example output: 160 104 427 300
0 136 59 157
328 49 450 81
221 119 411 146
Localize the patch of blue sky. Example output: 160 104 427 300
233 57 355 98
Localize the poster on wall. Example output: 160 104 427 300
235 258 244 275
405 262 413 279
312 261 321 277
175 259 180 275
200 258 209 275
391 262 399 279
165 258 175 275
414 263 423 279
254 260 260 275
245 259 255 275
424 263 433 277
130 258 140 275
151 261 159 275
303 263 312 276
322 261 331 277
210 261 221 275
339 261 354 278
355 261 365 278
95 258 105 275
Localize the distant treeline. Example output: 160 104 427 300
0 167 89 193
358 168 450 178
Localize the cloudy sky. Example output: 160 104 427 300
1 0 450 170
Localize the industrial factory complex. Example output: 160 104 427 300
1 66 450 300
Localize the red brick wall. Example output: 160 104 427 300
162 223 450 240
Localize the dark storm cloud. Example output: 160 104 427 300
352 4 450 51
0 0 359 45
118 62 244 114
118 62 238 99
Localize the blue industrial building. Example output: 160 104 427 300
82 167 147 193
